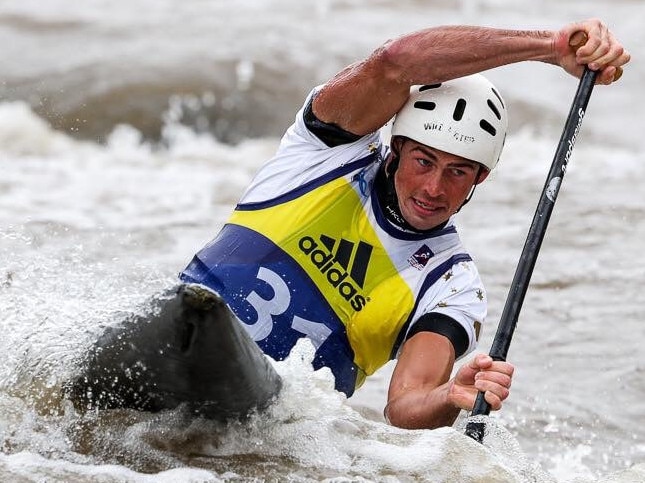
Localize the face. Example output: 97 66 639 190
389 138 489 231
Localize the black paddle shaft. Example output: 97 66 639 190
465 68 598 443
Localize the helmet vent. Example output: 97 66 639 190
491 87 505 108
413 101 436 111
419 84 442 91
487 99 501 120
453 98 467 121
479 120 497 136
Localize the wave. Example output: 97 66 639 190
4 0 642 148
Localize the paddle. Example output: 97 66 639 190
464 65 599 443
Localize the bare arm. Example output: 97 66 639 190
313 20 629 136
385 332 513 430
385 332 460 429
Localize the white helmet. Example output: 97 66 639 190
390 74 508 170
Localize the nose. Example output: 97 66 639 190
421 169 446 198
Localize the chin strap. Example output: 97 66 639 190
382 152 418 231
455 165 483 213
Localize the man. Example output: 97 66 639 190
178 19 629 430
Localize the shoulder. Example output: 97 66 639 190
239 88 384 204
283 86 382 155
410 257 486 358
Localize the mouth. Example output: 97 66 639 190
412 198 444 215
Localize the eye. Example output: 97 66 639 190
451 167 468 177
416 157 432 167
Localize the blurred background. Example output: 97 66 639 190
0 1 643 482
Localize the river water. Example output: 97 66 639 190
1 0 644 481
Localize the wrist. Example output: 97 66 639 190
517 29 558 64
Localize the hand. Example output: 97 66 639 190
448 354 514 411
553 18 630 85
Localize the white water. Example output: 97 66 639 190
1 0 644 481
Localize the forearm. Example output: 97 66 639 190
315 19 627 141
385 381 462 430
315 25 557 135
382 25 556 86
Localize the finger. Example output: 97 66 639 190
475 370 512 389
589 47 628 73
580 43 611 66
473 380 509 410
483 391 504 411
594 60 627 84
481 360 515 377
587 36 625 68
570 20 604 58
596 66 619 85
576 30 611 62
475 379 510 403
473 353 493 369
609 48 631 81
461 354 492 375
453 357 481 386
594 60 625 81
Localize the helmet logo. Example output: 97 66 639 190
423 121 443 132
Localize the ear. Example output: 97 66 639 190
390 135 406 156
386 137 405 177
385 153 398 177
475 167 490 185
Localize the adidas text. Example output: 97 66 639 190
298 235 368 312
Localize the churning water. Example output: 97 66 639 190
1 0 644 481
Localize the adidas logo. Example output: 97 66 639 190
298 234 373 312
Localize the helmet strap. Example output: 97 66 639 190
381 151 415 230
456 165 483 213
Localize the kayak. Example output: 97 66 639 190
66 283 282 421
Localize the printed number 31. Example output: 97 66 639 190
244 267 331 349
